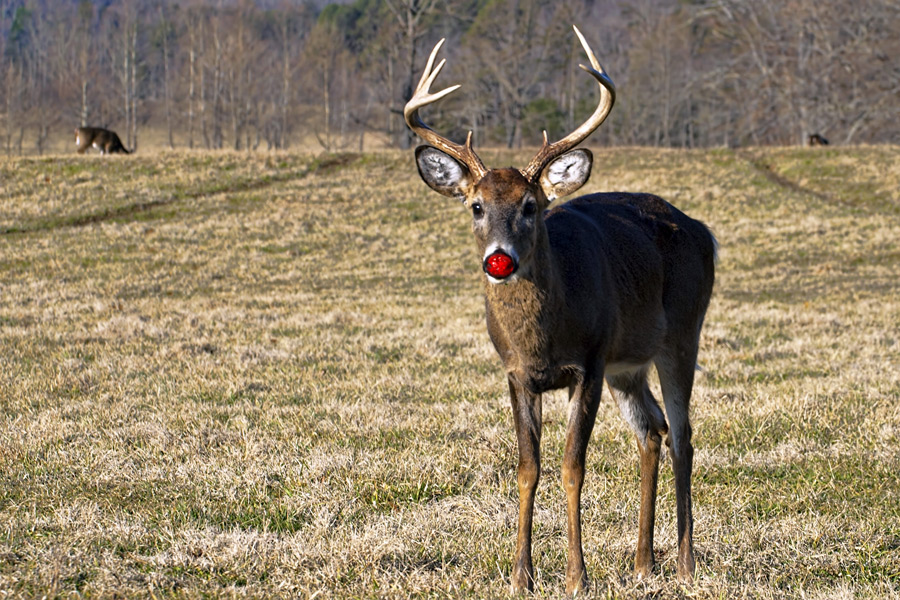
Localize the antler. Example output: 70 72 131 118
404 39 487 180
521 26 616 182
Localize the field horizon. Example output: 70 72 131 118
1 145 898 598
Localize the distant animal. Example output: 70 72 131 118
808 133 829 146
405 26 716 594
74 127 130 154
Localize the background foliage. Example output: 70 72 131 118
1 0 898 155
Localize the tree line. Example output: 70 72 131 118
1 0 897 155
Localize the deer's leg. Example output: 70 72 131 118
561 373 602 595
607 367 668 579
657 351 698 582
509 377 542 593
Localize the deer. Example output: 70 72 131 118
404 26 716 594
74 126 130 154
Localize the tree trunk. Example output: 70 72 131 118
280 20 290 149
189 43 195 149
212 27 223 149
230 67 239 150
3 65 13 156
387 49 395 144
199 18 209 149
130 24 138 153
81 79 88 127
123 29 130 148
161 9 173 149
323 68 330 151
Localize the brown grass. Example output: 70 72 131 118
1 146 898 598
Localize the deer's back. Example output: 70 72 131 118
545 191 716 360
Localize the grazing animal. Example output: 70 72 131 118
405 26 716 594
808 133 829 146
74 127 130 154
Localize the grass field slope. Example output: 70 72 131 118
1 146 899 598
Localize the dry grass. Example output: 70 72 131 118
1 146 898 599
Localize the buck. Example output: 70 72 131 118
405 27 716 594
74 126 130 154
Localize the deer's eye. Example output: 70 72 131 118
472 202 484 218
523 200 537 217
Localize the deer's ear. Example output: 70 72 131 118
539 149 592 202
415 146 473 200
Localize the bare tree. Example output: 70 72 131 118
279 17 291 149
3 63 23 155
0 0 897 152
77 1 94 127
187 10 198 149
708 0 900 145
464 0 566 148
304 20 355 152
130 20 138 152
158 6 174 149
384 0 442 148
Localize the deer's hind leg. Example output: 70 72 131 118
656 345 699 582
606 367 668 578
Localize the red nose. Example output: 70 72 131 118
484 252 516 279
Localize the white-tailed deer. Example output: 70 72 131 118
405 27 716 594
74 126 130 154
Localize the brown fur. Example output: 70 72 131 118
74 127 130 154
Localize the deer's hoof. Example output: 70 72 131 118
634 550 654 580
677 551 695 583
510 564 534 594
634 563 653 580
565 565 589 596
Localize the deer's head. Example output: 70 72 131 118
406 27 615 284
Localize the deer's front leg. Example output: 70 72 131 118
509 377 542 593
562 373 602 595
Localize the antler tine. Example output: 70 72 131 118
414 40 454 97
521 25 616 182
407 59 459 114
404 39 487 180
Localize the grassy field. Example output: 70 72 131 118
1 145 898 598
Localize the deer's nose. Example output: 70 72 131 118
483 250 517 279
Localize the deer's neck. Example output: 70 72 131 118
484 230 565 374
